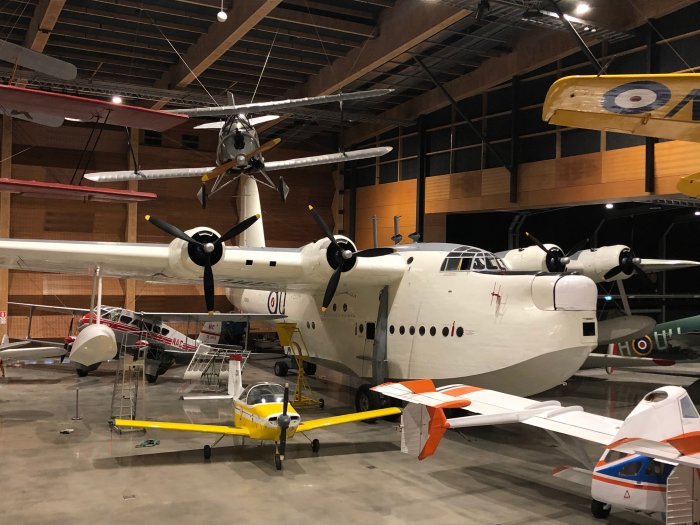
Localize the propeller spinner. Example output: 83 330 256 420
525 232 570 273
145 214 260 313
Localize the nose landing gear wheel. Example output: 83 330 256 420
274 453 282 470
590 499 611 519
203 445 212 460
311 439 320 453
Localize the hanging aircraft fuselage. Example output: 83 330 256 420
218 115 260 167
229 244 599 396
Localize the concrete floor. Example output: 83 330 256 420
3 357 695 525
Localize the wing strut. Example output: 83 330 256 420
71 110 112 185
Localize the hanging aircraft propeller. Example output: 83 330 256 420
145 214 260 313
308 205 393 311
525 231 570 272
275 382 291 470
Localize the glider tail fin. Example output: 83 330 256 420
401 402 450 460
197 321 222 345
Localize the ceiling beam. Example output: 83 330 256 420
345 0 698 144
151 0 281 109
24 0 65 52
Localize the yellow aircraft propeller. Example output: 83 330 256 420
201 137 281 183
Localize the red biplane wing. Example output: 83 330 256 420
0 85 187 131
0 178 157 203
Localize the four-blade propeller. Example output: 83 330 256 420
145 214 260 313
308 205 393 312
603 248 650 284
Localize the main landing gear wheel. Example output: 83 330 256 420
590 499 611 519
274 361 289 377
355 384 380 412
311 439 320 453
203 445 212 460
146 374 158 384
303 361 317 376
76 369 88 377
318 398 325 409
274 453 282 471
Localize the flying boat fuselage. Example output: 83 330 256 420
230 243 599 396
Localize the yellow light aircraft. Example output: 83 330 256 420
542 73 700 198
113 356 399 470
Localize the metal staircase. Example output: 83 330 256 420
183 343 250 392
110 331 146 433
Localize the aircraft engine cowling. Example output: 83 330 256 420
567 245 636 283
167 226 223 278
496 244 567 273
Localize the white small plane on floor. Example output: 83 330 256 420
373 380 700 521
0 334 66 361
84 89 394 206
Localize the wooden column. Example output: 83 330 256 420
124 128 139 311
0 116 12 336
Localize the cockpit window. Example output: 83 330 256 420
241 383 286 405
120 315 133 325
680 395 699 418
440 246 505 273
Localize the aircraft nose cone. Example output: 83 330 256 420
203 243 215 254
278 413 291 429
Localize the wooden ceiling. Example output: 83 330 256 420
0 0 695 145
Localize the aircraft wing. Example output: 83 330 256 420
296 407 401 433
84 167 214 183
113 419 250 437
581 353 675 369
8 302 90 315
638 258 700 272
0 84 187 131
265 147 392 172
542 74 700 142
0 40 77 80
373 381 622 446
0 178 157 202
135 312 285 322
0 345 68 360
171 89 392 118
0 238 407 293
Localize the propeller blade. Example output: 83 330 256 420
203 257 215 314
308 205 338 248
567 237 590 256
604 265 622 281
356 247 394 257
215 214 261 245
279 383 290 459
524 231 549 253
201 157 239 183
145 215 198 244
322 264 343 312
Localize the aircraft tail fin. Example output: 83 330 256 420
401 402 450 460
197 322 222 345
228 354 243 398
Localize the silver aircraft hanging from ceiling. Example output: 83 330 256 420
85 89 394 207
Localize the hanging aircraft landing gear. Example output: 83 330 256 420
311 439 320 453
203 445 212 460
274 453 282 470
590 499 611 519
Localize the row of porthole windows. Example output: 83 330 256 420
388 325 465 337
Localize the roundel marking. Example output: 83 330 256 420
267 292 277 314
632 335 653 356
602 81 671 115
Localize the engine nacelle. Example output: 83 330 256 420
167 226 223 278
567 245 633 283
496 244 565 272
70 323 117 366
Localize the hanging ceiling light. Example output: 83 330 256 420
217 0 227 22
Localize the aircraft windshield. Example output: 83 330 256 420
440 246 506 272
241 383 286 406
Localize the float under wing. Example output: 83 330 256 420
543 74 700 143
84 147 392 183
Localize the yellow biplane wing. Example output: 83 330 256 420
113 418 251 437
677 172 700 198
296 407 401 433
543 74 700 143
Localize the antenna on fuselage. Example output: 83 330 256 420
391 215 403 245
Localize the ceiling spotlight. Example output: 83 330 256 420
574 2 590 16
111 95 123 104
605 203 614 209
217 10 227 22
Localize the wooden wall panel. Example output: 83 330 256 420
355 180 416 248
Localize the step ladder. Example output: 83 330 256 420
183 343 251 392
666 464 700 524
276 323 323 408
110 331 146 433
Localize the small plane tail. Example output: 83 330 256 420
228 354 243 398
401 402 449 460
197 322 222 345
